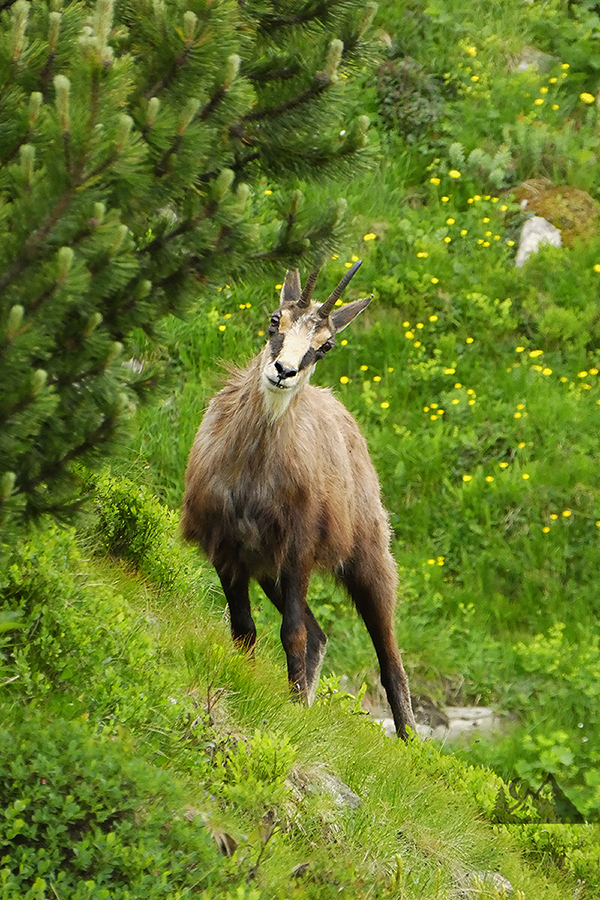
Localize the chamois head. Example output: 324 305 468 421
259 260 372 416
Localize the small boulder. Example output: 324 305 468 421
515 215 562 268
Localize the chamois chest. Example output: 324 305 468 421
182 378 361 574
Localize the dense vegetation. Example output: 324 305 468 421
4 0 600 896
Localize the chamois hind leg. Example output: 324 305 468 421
259 575 328 706
340 556 416 740
217 568 256 653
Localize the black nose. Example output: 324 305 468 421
274 361 297 380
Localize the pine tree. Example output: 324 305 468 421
0 0 379 538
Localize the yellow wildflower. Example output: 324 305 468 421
340 376 350 384
580 92 595 104
448 170 461 179
363 232 377 241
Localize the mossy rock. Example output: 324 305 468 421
512 179 600 247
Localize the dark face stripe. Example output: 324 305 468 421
269 332 285 359
299 348 318 371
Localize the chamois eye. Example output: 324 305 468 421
269 313 281 335
315 339 334 360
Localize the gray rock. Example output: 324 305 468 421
515 215 561 268
377 706 504 741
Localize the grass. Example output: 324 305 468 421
1 520 592 899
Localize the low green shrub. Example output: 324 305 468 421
506 824 600 894
457 624 600 823
0 714 223 900
0 522 178 735
89 470 186 592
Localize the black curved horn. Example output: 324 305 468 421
318 259 362 319
298 269 319 308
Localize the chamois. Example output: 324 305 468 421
182 261 416 739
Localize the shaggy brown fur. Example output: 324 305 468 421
182 265 416 739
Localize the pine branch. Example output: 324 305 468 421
20 414 117 496
242 71 331 122
141 200 219 256
245 65 300 83
144 46 194 101
155 86 229 176
0 189 72 295
257 0 335 30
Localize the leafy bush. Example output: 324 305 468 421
90 470 188 591
0 714 223 900
376 57 448 151
506 824 600 893
0 521 177 732
459 625 600 822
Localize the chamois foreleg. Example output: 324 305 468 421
217 568 257 653
276 570 313 699
259 575 328 705
340 560 416 741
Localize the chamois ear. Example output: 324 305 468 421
280 269 302 305
330 294 373 333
